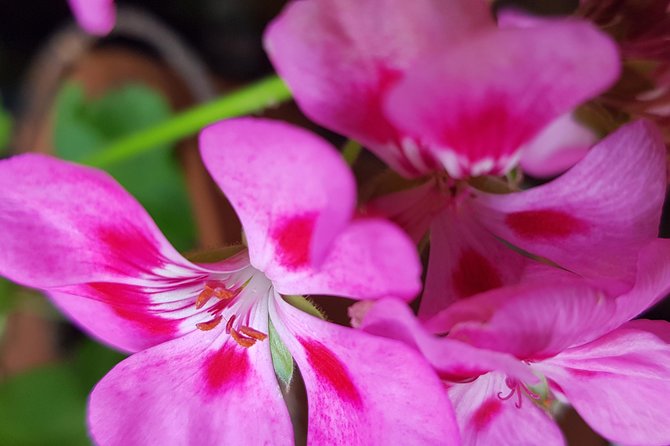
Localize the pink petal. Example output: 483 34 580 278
360 298 536 383
420 205 529 319
271 218 421 301
0 154 219 352
433 278 618 360
49 288 181 353
612 239 670 325
67 0 115 36
199 118 356 274
0 154 194 288
46 251 253 353
519 112 596 178
449 372 565 446
264 0 493 177
269 295 460 445
362 178 446 244
89 300 293 445
386 19 619 178
538 320 670 445
471 120 666 286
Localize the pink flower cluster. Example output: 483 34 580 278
3 0 670 445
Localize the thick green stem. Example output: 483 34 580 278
82 75 292 167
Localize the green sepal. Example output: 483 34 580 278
284 295 327 320
269 319 294 387
185 244 245 263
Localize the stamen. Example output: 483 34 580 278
225 315 236 334
196 315 223 331
212 286 241 300
497 388 516 401
230 328 256 348
195 286 215 309
239 326 268 341
515 391 523 409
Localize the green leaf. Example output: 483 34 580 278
72 340 126 392
0 104 12 154
0 339 125 446
53 83 196 251
0 365 90 446
269 319 294 387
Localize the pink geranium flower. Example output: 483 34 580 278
360 257 670 446
0 118 459 445
265 0 619 178
67 0 115 35
411 120 667 318
264 0 645 322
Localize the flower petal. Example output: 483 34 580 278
88 299 293 445
199 118 356 275
360 298 536 383
265 0 493 177
538 320 670 446
67 0 115 35
269 295 460 445
272 218 421 301
420 205 529 318
449 372 565 446
519 112 595 178
612 239 670 325
363 178 446 244
0 154 227 352
386 19 619 178
434 278 618 360
0 154 193 288
471 120 666 285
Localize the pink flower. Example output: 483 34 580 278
371 119 666 320
265 0 619 178
0 118 459 444
67 0 115 36
360 260 670 446
355 121 670 444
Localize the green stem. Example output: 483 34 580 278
82 75 292 167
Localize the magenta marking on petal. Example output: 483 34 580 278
505 209 589 240
299 338 363 408
203 344 250 395
360 65 403 143
566 368 601 378
87 282 177 338
471 397 503 432
97 226 165 274
271 213 317 270
452 249 503 298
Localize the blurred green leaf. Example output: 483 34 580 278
53 83 196 251
0 105 11 154
0 365 90 446
72 339 126 392
0 340 125 446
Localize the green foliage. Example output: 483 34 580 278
0 104 11 154
53 83 196 251
0 341 125 446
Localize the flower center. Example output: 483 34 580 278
193 271 270 348
496 377 542 409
